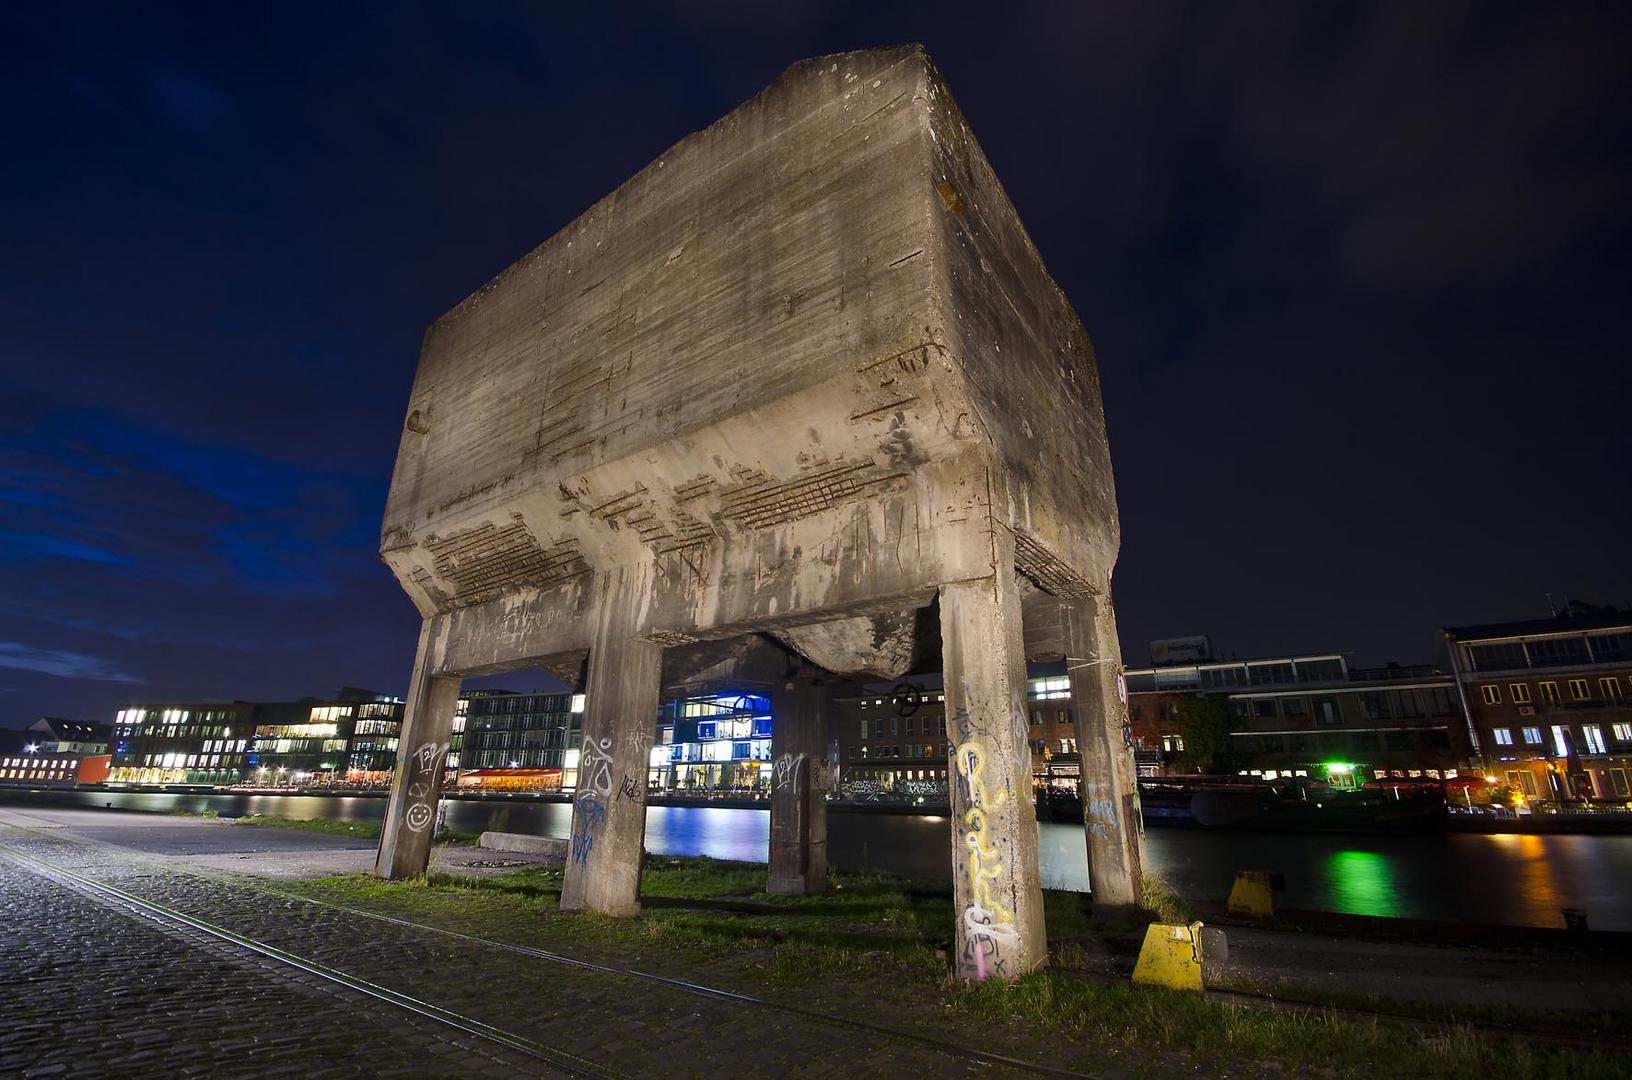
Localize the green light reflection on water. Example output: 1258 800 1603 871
1326 849 1399 917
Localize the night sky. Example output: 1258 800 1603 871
3 3 1629 729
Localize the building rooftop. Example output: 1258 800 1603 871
1444 603 1630 642
26 717 111 742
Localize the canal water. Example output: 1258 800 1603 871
27 789 1632 930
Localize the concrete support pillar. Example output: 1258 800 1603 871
1062 588 1145 910
560 570 662 917
768 682 829 896
375 620 462 879
941 551 1048 981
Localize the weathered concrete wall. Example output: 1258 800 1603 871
922 65 1119 596
382 45 950 622
379 44 1115 639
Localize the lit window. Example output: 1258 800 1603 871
1521 727 1542 745
1028 676 1071 700
1508 683 1531 705
1613 723 1632 741
1493 728 1514 746
1583 726 1607 755
1479 685 1501 705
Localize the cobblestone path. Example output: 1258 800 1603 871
0 840 550 1078
0 823 1037 1079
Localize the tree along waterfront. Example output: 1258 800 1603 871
15 788 1632 931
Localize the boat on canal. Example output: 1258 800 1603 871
1132 774 1447 832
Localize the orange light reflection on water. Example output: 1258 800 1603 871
1481 831 1561 917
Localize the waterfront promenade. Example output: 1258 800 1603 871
3 803 1631 1078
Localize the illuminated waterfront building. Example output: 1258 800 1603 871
829 653 1470 800
1445 604 1632 801
832 674 1073 798
108 702 258 786
0 720 112 788
246 691 409 787
109 691 414 789
654 692 774 793
455 691 580 792
1124 654 1468 784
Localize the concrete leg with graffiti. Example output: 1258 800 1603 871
559 569 663 917
1064 587 1145 910
375 618 462 880
940 543 1048 981
768 681 829 896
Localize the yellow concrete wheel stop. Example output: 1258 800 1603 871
1227 870 1278 919
1131 921 1206 992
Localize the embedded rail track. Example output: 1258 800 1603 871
0 842 623 1079
0 816 1088 1079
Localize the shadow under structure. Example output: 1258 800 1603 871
371 43 1143 982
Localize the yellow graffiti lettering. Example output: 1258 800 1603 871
955 741 1012 923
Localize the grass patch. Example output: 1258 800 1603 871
228 813 481 845
233 814 386 839
1213 973 1631 1041
953 972 1632 1079
276 854 1632 1078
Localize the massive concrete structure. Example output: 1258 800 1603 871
374 44 1142 981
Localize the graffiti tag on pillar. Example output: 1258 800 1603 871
571 795 606 865
963 905 1020 979
1084 780 1119 836
621 726 652 758
949 705 991 745
579 736 614 799
412 741 448 774
618 774 642 801
954 740 1016 980
401 741 449 834
774 752 805 791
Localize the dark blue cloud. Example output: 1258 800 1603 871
0 530 129 566
0 643 141 683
